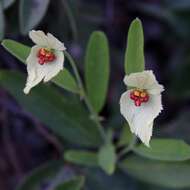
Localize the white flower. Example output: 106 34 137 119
23 30 66 94
120 70 164 146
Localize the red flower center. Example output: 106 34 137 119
37 48 56 65
130 89 149 107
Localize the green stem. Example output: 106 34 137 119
118 134 137 159
64 51 107 141
64 51 83 90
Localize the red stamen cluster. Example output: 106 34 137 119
37 48 56 65
130 89 149 107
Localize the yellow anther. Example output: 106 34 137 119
134 90 140 97
40 48 46 56
46 52 51 57
140 92 147 98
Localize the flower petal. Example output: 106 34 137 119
24 46 46 94
135 122 153 147
23 46 64 94
120 90 163 146
29 30 48 47
47 33 66 51
43 51 64 82
124 70 164 94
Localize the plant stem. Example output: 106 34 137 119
64 51 83 90
64 51 107 141
118 134 137 159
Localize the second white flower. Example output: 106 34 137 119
120 70 164 146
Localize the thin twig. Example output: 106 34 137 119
0 97 63 155
24 112 63 155
1 109 23 179
34 120 63 154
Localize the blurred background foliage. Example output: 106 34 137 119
1 0 190 190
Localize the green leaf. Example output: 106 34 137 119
133 138 190 161
64 150 98 167
118 124 132 146
55 176 85 190
52 69 79 93
16 160 63 190
121 155 190 188
85 31 110 113
19 0 50 34
0 0 5 40
1 39 79 94
124 18 145 74
0 70 102 147
2 0 15 9
1 39 31 63
98 143 116 175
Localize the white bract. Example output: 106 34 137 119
120 70 164 146
24 30 66 94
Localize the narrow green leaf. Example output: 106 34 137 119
16 160 63 190
0 70 102 147
2 0 15 9
121 155 190 188
98 143 116 175
55 176 85 190
1 39 31 63
52 69 79 93
85 31 110 113
133 138 190 161
19 0 50 34
0 0 5 40
118 124 132 146
1 39 79 94
124 18 145 74
64 150 98 167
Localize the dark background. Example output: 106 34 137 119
0 0 190 189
